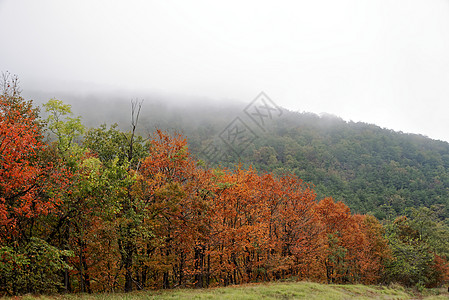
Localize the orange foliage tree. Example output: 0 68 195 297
316 197 390 284
133 130 211 289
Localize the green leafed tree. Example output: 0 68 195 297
383 207 449 288
43 98 85 155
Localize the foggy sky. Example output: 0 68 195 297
1 1 449 142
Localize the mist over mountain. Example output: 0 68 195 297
25 89 244 134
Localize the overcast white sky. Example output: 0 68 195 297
1 0 449 141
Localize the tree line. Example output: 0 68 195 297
1 76 449 295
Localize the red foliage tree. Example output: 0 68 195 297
0 76 67 243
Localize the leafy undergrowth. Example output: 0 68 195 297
10 282 449 300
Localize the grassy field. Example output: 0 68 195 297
12 282 449 300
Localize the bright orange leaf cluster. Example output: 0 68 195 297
0 95 68 243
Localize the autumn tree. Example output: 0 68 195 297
207 166 269 285
0 74 49 241
265 174 325 281
354 214 391 284
0 74 70 295
134 130 210 289
315 197 390 284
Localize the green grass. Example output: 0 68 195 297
11 281 449 300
